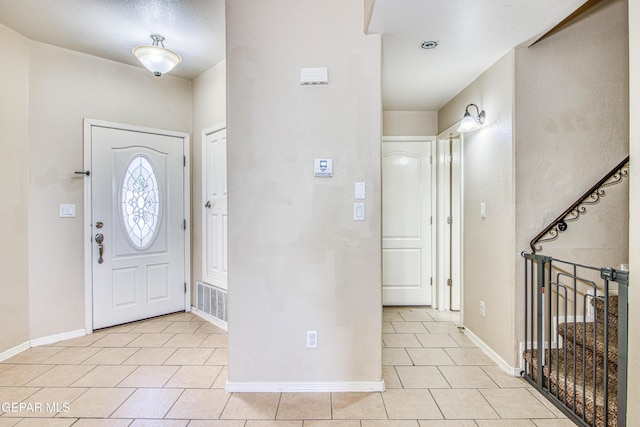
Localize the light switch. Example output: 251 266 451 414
354 203 365 221
355 182 366 199
480 202 486 218
59 204 76 218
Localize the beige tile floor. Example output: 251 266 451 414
0 307 574 426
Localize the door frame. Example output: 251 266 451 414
83 118 191 333
201 124 227 289
436 124 464 320
381 135 437 306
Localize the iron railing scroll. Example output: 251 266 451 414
529 157 629 253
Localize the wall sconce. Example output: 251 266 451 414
132 34 182 77
456 103 486 133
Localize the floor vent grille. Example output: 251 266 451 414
196 282 227 324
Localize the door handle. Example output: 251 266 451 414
205 201 212 208
95 233 104 264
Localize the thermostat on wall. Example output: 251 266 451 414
314 159 333 177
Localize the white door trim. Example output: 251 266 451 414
382 135 437 306
83 118 191 333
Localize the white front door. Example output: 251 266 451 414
88 122 188 329
382 139 433 306
202 127 228 289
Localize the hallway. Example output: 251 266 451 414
0 307 572 426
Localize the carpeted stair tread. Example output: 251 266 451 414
524 348 617 427
558 322 618 366
562 340 618 392
592 296 619 329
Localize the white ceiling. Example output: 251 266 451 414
0 0 585 110
0 0 226 80
368 0 588 110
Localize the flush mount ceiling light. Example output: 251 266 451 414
132 34 182 77
457 103 486 133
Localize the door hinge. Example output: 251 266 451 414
430 216 433 225
430 277 433 286
184 282 187 293
182 219 186 230
183 156 186 167
430 155 433 164
447 216 452 225
447 278 452 287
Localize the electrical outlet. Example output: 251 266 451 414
306 331 318 349
480 301 486 317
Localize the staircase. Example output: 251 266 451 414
521 253 628 427
523 295 619 427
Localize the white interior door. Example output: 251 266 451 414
382 139 433 306
89 123 188 329
202 127 228 289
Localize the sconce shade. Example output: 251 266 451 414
456 103 486 133
133 35 182 77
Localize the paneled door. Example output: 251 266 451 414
202 127 228 289
88 121 188 329
382 139 433 306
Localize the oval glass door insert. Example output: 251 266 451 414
121 155 161 249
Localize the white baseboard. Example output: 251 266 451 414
30 329 86 347
0 341 31 362
191 306 228 331
0 328 87 362
225 380 386 393
463 327 521 376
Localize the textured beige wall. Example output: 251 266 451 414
226 0 383 385
383 111 438 136
514 0 629 265
627 0 639 423
514 0 629 367
191 61 227 297
439 51 517 366
27 42 191 339
0 24 30 353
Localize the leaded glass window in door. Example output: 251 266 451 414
121 155 161 249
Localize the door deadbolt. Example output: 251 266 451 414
95 221 104 229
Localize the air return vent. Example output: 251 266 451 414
196 282 227 326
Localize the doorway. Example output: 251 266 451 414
202 126 228 289
382 137 436 306
436 129 462 313
83 119 190 331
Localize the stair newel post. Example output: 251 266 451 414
524 253 530 377
536 254 551 389
601 267 629 427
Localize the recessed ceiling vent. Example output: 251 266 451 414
420 40 439 49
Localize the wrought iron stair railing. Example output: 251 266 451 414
529 156 629 253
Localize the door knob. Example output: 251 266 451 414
95 233 104 264
205 201 212 208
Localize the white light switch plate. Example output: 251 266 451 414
355 182 366 199
353 203 365 221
